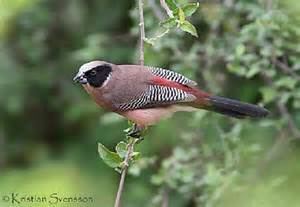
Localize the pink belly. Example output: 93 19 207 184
120 106 196 127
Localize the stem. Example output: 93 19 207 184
276 102 300 138
114 1 145 206
261 74 300 139
139 0 145 66
272 58 300 81
148 0 164 20
114 138 138 207
162 187 169 207
266 0 273 10
0 128 4 169
256 132 289 177
160 0 173 18
224 0 234 8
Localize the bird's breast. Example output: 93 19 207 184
119 105 196 127
83 84 114 110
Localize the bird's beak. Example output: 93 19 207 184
73 72 87 84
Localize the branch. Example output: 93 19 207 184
139 0 145 66
114 138 138 207
276 102 300 139
114 1 145 206
261 74 300 139
272 58 300 81
256 132 289 176
224 0 234 8
162 187 169 207
160 0 174 18
257 73 300 177
149 0 164 20
266 0 273 10
0 128 5 169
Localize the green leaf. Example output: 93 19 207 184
165 0 178 11
115 141 127 159
293 100 300 108
279 92 291 104
246 64 261 78
178 8 185 24
98 143 123 168
182 3 199 17
275 77 298 89
260 46 272 57
227 64 246 76
160 17 177 29
151 174 164 185
180 20 198 37
235 44 246 56
128 163 141 176
132 151 141 161
260 87 277 104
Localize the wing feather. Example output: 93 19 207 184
147 66 197 87
116 85 196 111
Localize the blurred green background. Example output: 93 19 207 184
0 0 299 206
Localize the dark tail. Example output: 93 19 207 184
207 96 269 119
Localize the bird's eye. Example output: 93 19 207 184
90 70 97 76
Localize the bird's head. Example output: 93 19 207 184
73 61 113 88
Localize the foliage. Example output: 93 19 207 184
98 137 141 173
130 0 300 206
145 0 199 44
0 0 299 207
161 1 199 36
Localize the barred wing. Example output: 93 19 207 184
148 66 197 87
116 85 196 111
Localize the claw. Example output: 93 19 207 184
126 124 145 139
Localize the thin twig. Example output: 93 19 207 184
255 74 300 178
162 187 169 207
224 0 234 8
114 1 145 206
139 0 145 66
160 0 173 18
276 102 300 138
272 58 300 81
114 138 138 207
256 131 289 177
266 0 273 11
148 0 164 20
261 74 300 139
0 128 5 169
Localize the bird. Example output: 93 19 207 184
73 60 269 137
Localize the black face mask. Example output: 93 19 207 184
85 64 112 87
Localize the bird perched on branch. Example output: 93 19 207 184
74 60 269 137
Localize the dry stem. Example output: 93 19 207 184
114 0 145 206
160 0 173 17
114 138 138 207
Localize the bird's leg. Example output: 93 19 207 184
126 124 146 140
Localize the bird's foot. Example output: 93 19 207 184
125 124 146 141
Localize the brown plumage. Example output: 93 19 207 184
74 60 269 134
82 63 152 111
